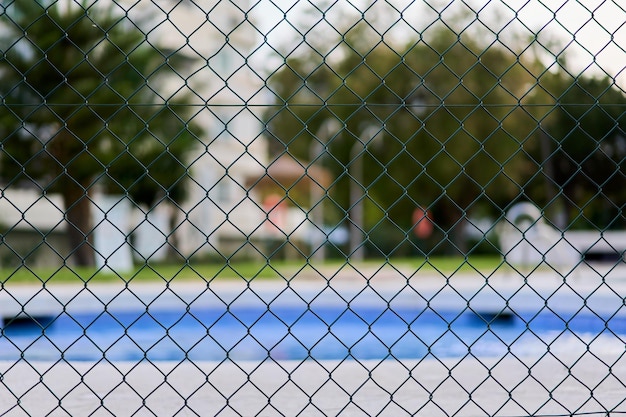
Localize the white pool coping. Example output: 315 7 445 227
1 263 626 415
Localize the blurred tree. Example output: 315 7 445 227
0 1 200 266
266 21 541 255
533 72 626 230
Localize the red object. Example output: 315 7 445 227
263 194 287 233
412 207 433 239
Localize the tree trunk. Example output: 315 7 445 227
63 178 95 267
166 203 184 262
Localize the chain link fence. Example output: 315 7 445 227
0 0 626 415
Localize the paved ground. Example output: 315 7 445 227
1 262 626 416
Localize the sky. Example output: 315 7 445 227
252 0 626 85
511 0 625 81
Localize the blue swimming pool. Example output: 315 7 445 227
1 304 625 361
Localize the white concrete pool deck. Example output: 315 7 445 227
1 263 626 416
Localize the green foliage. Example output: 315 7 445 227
0 0 200 206
538 74 626 229
0 0 202 265
266 22 539 253
266 17 626 254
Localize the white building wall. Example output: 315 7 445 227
123 0 269 258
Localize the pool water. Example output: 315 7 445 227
1 305 625 361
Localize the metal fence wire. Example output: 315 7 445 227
1 0 626 415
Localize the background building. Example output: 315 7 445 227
125 0 271 261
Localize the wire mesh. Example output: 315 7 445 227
0 0 625 415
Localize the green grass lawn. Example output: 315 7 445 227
0 256 510 285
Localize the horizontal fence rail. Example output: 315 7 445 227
0 0 625 415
